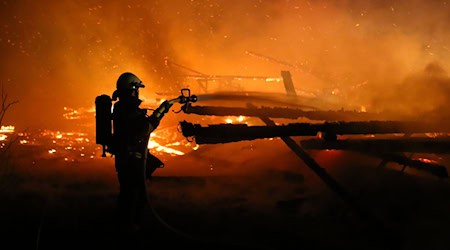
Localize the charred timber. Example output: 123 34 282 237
300 138 450 154
375 153 447 178
182 104 386 121
300 139 449 178
180 121 450 144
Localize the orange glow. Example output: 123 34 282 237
417 158 438 164
148 137 184 156
147 132 185 156
0 125 15 141
63 106 96 120
265 78 282 82
0 125 15 133
1 1 450 133
225 116 247 124
1 1 450 181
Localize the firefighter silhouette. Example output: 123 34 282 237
95 72 197 236
110 72 171 231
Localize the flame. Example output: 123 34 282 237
147 133 185 156
0 125 15 133
417 157 438 164
63 106 192 157
148 138 184 156
265 78 282 82
0 125 15 141
225 116 247 124
63 106 95 120
19 140 29 144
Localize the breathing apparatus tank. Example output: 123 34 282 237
95 94 113 157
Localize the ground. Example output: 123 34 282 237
1 139 450 250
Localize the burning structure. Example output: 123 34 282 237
1 1 450 249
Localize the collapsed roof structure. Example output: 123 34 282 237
170 59 450 236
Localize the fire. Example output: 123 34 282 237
0 125 15 141
148 137 184 156
417 157 438 164
146 131 187 156
145 126 202 156
63 105 196 157
63 106 95 120
19 140 29 144
0 125 15 133
265 78 282 82
225 116 247 124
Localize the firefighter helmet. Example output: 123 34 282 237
112 72 145 101
116 72 145 91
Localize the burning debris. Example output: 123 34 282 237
300 138 449 178
0 125 15 142
300 137 450 154
182 103 388 121
178 115 450 180
165 60 284 93
63 106 95 120
62 102 197 158
179 120 450 145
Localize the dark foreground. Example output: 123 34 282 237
1 141 450 250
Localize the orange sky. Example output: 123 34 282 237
0 0 449 130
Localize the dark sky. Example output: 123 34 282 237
1 0 449 130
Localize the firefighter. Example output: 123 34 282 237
111 72 171 232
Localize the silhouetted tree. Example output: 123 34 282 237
0 84 18 191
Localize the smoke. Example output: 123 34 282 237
0 0 449 129
365 62 450 120
195 92 320 109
